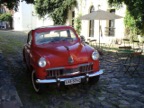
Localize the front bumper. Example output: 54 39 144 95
36 69 104 84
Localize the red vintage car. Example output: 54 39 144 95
23 25 103 92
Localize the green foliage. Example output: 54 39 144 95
108 0 144 35
108 0 123 8
0 0 77 26
0 0 34 11
0 13 12 22
124 10 137 35
23 0 34 4
74 14 82 35
34 0 77 25
0 0 19 10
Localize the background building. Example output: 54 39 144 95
13 1 53 31
13 0 126 42
73 0 126 42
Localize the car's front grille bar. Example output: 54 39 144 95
47 67 64 77
79 63 93 73
46 63 93 78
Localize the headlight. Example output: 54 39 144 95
92 50 99 60
38 57 47 67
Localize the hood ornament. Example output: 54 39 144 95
68 55 74 64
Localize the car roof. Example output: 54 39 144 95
33 25 72 31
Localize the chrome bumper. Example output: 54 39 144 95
36 69 104 84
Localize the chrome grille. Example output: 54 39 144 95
47 67 64 77
46 63 93 77
63 68 79 75
79 63 93 73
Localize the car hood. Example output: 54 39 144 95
36 43 92 68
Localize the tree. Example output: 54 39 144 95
0 0 34 11
0 0 77 28
108 0 144 35
34 0 77 25
0 13 12 22
74 14 82 35
0 13 13 28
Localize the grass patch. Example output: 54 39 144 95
0 31 26 57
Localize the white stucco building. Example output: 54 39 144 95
13 1 54 31
73 0 126 42
13 0 126 42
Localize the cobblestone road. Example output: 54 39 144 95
0 30 144 108
0 52 22 108
3 50 144 108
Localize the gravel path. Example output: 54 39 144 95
0 30 144 108
0 45 23 108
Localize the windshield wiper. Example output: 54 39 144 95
61 37 73 41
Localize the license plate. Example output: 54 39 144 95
65 78 81 85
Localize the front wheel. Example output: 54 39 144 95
31 70 40 93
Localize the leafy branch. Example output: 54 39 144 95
108 0 144 35
34 0 77 25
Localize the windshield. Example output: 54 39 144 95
35 29 77 45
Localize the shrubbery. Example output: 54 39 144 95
0 13 13 29
0 13 12 22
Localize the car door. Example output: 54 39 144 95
24 31 32 70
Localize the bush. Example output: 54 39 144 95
0 13 13 29
0 13 12 22
74 14 82 35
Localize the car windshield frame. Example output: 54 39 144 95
35 29 77 45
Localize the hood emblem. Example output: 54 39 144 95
68 55 74 64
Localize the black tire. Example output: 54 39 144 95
25 63 31 73
31 70 41 93
89 75 100 85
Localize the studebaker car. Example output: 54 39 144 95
23 25 104 92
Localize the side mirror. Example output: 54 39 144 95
80 35 85 42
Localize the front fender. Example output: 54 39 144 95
30 50 47 79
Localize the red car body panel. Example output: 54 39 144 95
23 25 102 81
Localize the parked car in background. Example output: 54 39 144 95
23 25 104 93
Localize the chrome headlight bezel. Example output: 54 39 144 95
92 50 99 60
38 57 47 67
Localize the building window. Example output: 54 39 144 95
109 9 115 36
89 6 95 37
0 7 6 14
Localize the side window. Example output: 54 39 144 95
60 31 67 37
69 30 76 39
27 31 32 45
